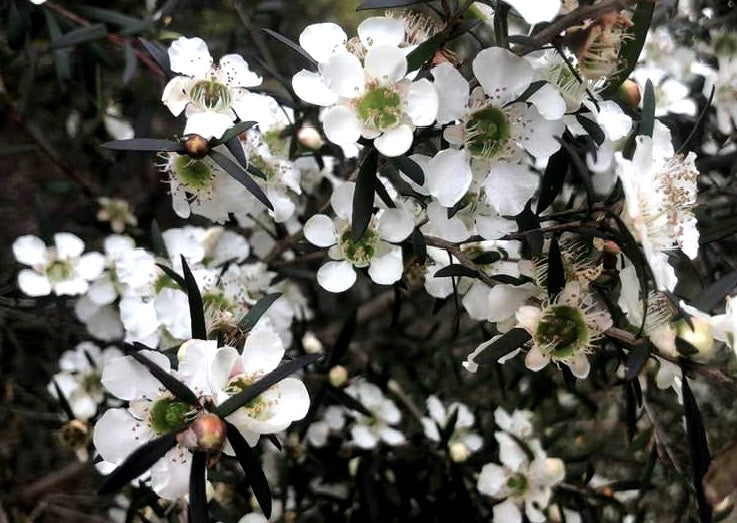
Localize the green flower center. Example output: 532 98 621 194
46 260 74 283
356 86 402 131
149 398 194 435
506 472 529 497
81 372 102 396
189 78 232 110
172 154 214 193
225 375 270 417
203 291 232 312
339 227 379 267
464 106 510 159
535 305 590 360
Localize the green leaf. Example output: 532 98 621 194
406 32 443 72
327 308 357 369
392 155 424 185
129 343 199 405
51 23 108 49
225 421 272 517
640 79 655 138
180 256 207 340
434 264 478 279
474 329 532 365
439 407 459 449
138 37 172 77
188 452 208 522
682 371 713 523
122 41 138 84
576 115 605 145
216 121 258 145
676 86 715 155
238 293 283 331
262 28 317 69
411 228 427 264
150 220 169 259
624 342 652 381
602 0 655 95
43 11 71 85
536 147 569 214
546 238 565 298
692 269 737 312
471 251 502 265
358 0 428 9
156 263 186 290
102 138 184 152
209 149 273 210
352 148 378 242
74 6 151 34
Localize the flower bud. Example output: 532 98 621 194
619 79 642 109
60 419 91 449
177 413 227 452
302 331 323 354
297 126 323 150
184 134 210 159
449 442 470 463
329 365 348 388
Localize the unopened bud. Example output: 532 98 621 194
449 442 470 462
297 126 323 150
302 331 323 354
60 419 91 449
178 413 227 451
676 317 715 361
184 134 210 159
329 365 348 388
619 80 641 109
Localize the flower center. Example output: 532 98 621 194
506 472 529 497
464 107 510 159
534 305 589 359
172 154 214 194
46 260 74 283
355 86 403 132
189 77 232 110
149 398 195 435
339 227 379 267
225 375 272 417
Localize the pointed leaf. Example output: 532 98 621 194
439 407 459 449
434 264 478 279
353 148 378 242
75 6 151 33
325 386 372 417
98 432 178 495
138 37 172 77
677 86 715 155
682 371 713 523
265 434 282 451
411 228 427 264
474 329 532 365
215 121 258 145
7 1 28 51
180 255 207 340
209 149 273 210
102 138 184 152
188 451 208 522
625 342 652 381
576 115 605 146
516 204 543 258
471 251 502 265
238 293 283 331
692 268 737 312
327 308 357 369
51 24 108 49
640 79 656 138
537 147 569 214
225 421 272 518
262 28 317 69
129 343 199 405
556 137 594 210
156 263 186 290
52 379 75 421
392 155 424 185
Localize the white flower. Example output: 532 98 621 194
516 281 612 378
702 55 737 134
345 381 405 449
162 36 262 139
494 407 534 440
96 198 137 233
13 233 104 297
303 182 414 293
306 405 346 447
208 329 310 446
292 18 438 157
421 395 482 461
616 122 700 291
477 433 565 523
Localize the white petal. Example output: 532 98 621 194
488 284 537 322
477 463 507 497
53 278 89 296
168 36 212 78
496 431 527 470
425 201 470 242
101 350 170 401
378 208 414 243
304 214 338 247
93 408 154 465
484 163 538 215
525 345 550 372
528 83 567 120
595 100 633 141
150 446 191 500
323 106 362 148
374 124 414 157
431 63 469 124
13 235 48 267
493 499 523 523
462 282 491 321
503 0 561 25
364 45 407 84
317 260 357 293
322 52 365 99
473 47 532 105
162 76 193 117
330 182 355 221
368 246 403 285
351 424 379 449
18 270 51 296
476 213 517 240
210 346 240 391
568 353 591 379
242 329 285 375
88 275 117 305
406 78 439 126
426 149 472 207
358 17 405 49
379 426 406 446
76 252 105 280
299 23 347 63
54 232 85 259
273 377 310 422
218 54 262 87
183 110 234 140
519 105 564 159
292 70 339 106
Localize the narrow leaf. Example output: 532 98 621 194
692 268 737 312
102 138 184 152
439 407 459 449
155 263 186 290
474 329 532 365
327 308 357 369
352 148 378 242
516 205 543 258
406 32 442 72
576 115 605 146
557 137 594 210
52 379 75 421
216 354 322 418
138 37 172 77
209 149 273 210
262 28 317 69
129 343 199 405
51 24 108 49
547 238 565 298
98 432 178 495
640 79 656 138
265 434 282 451
392 155 424 185
411 228 427 264
181 255 207 340
471 251 502 265
75 6 151 33
537 148 569 214
225 421 272 518
677 86 715 155
238 293 283 331
216 120 258 145
358 0 428 9
434 264 478 279
625 342 652 381
7 1 27 51
188 452 208 523
682 371 713 523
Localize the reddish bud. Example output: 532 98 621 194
184 134 210 160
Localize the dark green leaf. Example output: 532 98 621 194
474 329 532 366
676 86 715 155
238 293 283 331
138 37 172 77
471 251 502 265
265 434 282 451
682 371 713 523
225 421 272 518
180 255 207 340
98 432 178 495
434 264 478 279
327 308 357 369
130 343 199 405
439 407 459 449
156 263 186 290
216 121 258 145
7 1 28 51
34 194 53 245
262 28 317 69
226 137 249 169
246 163 267 180
51 24 108 49
209 149 273 210
537 148 569 214
74 6 151 34
374 176 395 208
102 138 184 152
625 381 638 441
556 137 594 210
216 354 322 418
43 11 71 85
547 237 565 298
692 269 737 312
151 220 169 259
676 337 700 357
624 342 652 381
352 148 378 242
576 115 605 145
602 0 655 95
516 204 543 258
411 228 427 264
52 379 75 421
392 155 424 185
188 452 208 523
358 0 428 9
406 32 442 72
640 79 655 138
122 41 138 84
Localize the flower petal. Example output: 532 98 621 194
292 70 339 106
93 407 155 465
54 232 85 259
473 47 533 105
431 63 469 124
525 345 550 372
168 36 213 78
299 23 347 63
17 270 51 296
374 124 414 157
368 245 403 285
330 182 355 222
364 45 407 84
317 260 357 293
218 54 262 87
322 52 365 99
323 106 362 148
242 329 285 375
13 235 48 267
378 208 414 243
406 78 439 126
503 0 561 26
304 214 338 247
183 110 234 140
426 149 472 207
101 350 170 401
358 17 405 49
484 163 539 216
